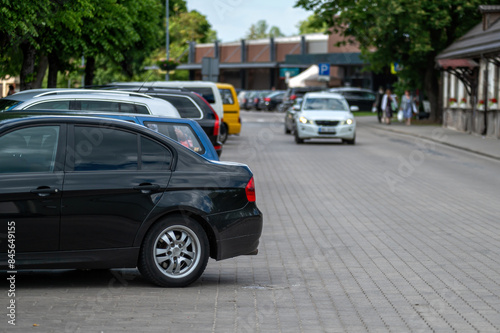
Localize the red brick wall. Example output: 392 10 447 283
276 43 301 62
220 45 241 63
247 44 270 62
195 46 215 63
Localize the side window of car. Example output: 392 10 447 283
140 136 172 170
0 126 60 173
80 100 120 112
134 104 150 115
73 126 138 171
25 100 70 110
144 122 205 155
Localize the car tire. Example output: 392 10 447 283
343 136 356 145
295 130 304 144
138 215 209 287
219 123 228 144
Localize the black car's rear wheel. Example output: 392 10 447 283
219 123 228 144
139 215 209 287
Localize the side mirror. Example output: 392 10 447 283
350 105 359 112
292 105 301 111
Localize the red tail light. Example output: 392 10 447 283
290 94 297 100
199 95 220 137
245 177 256 202
264 97 271 102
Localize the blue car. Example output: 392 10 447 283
0 111 219 161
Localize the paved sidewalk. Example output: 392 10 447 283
357 116 500 160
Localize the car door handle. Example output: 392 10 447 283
31 186 60 197
133 183 160 193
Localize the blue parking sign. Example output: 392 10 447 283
319 63 330 76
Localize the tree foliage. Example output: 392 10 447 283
0 0 215 88
295 0 496 122
246 20 284 39
296 14 328 34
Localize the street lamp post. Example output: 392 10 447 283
166 0 170 81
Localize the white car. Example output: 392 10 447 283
293 92 357 144
0 89 180 118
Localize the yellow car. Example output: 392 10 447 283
216 83 241 143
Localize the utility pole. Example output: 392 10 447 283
166 0 170 81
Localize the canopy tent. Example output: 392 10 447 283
287 65 328 88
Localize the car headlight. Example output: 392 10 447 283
299 116 312 124
341 118 354 125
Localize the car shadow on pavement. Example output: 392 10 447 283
1 269 154 289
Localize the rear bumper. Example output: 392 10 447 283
208 203 263 260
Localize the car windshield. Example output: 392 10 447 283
302 98 348 111
0 99 22 111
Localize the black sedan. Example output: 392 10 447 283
0 116 263 287
258 91 285 111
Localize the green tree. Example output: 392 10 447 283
246 20 285 40
296 14 328 34
295 0 495 122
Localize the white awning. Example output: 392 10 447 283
287 65 328 88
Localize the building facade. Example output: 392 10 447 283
437 5 500 139
178 31 393 91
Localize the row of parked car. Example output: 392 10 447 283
238 86 379 113
0 81 261 288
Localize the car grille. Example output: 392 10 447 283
315 120 339 126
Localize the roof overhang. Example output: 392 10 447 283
177 62 279 70
436 58 478 69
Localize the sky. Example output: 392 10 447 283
186 0 312 42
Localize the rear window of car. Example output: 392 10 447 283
153 95 202 119
144 122 205 155
219 89 234 105
187 88 215 104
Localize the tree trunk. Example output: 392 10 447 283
84 56 96 87
20 41 37 91
33 54 48 89
47 53 59 88
423 62 442 123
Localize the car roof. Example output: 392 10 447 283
111 81 218 88
5 88 156 102
2 89 180 117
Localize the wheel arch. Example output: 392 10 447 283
134 209 219 261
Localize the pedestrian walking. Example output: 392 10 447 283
400 90 416 126
381 88 397 124
373 86 384 123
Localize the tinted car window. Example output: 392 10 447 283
220 89 234 105
144 122 205 155
25 100 71 110
188 88 215 104
73 126 138 171
0 99 21 111
141 136 172 170
155 95 202 119
0 125 60 173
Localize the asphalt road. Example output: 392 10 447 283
2 112 500 332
